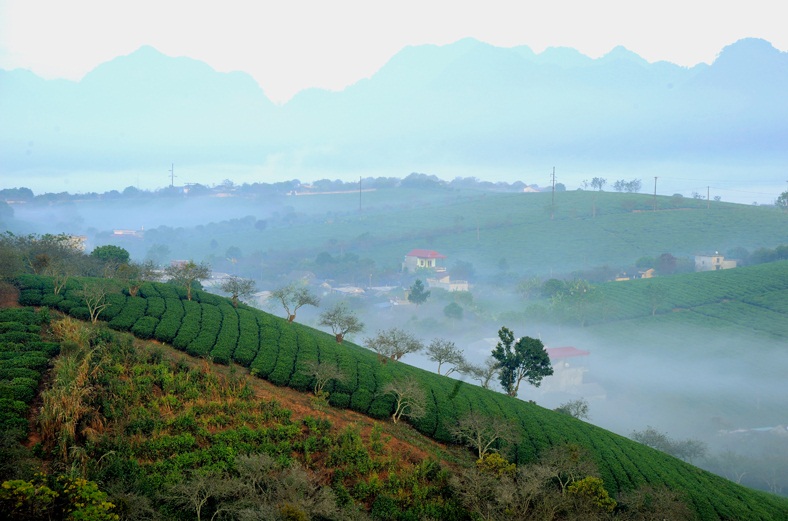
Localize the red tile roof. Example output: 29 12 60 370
546 347 590 359
405 249 446 259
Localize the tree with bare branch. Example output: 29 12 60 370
383 376 427 424
301 359 346 398
425 338 465 375
459 357 500 389
220 275 257 308
365 327 423 363
164 260 210 301
452 411 518 459
78 280 113 324
271 282 320 321
318 302 363 343
116 260 160 297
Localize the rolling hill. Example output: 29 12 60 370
6 273 788 520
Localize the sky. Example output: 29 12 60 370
1 0 786 103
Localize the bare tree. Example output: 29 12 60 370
116 260 160 297
164 260 211 301
47 258 77 295
425 338 465 375
318 302 363 343
301 359 346 397
383 376 427 424
78 280 113 324
554 398 590 420
452 411 518 458
538 443 599 494
270 282 320 321
459 357 500 389
365 327 423 363
165 471 237 521
590 177 607 191
219 275 257 308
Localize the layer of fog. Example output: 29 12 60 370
285 290 787 496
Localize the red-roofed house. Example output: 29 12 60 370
542 346 590 392
546 347 590 359
402 249 447 272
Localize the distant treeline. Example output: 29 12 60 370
0 173 539 203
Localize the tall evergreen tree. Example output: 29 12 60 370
491 327 553 398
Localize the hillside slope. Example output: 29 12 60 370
13 274 788 520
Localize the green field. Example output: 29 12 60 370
68 188 788 281
575 260 788 335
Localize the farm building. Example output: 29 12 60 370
695 252 737 271
426 272 470 292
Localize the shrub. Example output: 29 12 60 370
131 316 159 340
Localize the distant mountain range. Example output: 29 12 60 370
1 38 787 182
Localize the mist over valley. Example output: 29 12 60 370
2 176 787 497
2 33 788 517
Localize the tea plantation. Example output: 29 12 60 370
12 273 788 521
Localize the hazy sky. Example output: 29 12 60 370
1 0 785 103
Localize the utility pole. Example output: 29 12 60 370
550 166 556 220
169 163 176 188
359 176 362 212
653 176 658 211
707 186 710 209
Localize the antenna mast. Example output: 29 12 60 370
653 176 658 211
169 163 176 188
550 166 556 220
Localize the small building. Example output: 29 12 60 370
331 286 365 296
402 249 446 272
695 252 736 272
426 272 470 292
112 228 144 239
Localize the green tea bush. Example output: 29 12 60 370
268 325 298 386
0 332 40 345
101 293 127 321
210 304 239 365
188 304 221 358
40 293 64 307
131 316 159 340
16 289 42 306
154 298 185 343
172 300 201 350
55 298 79 314
138 282 161 299
250 322 280 378
108 296 147 331
233 308 259 366
0 377 38 403
144 296 166 319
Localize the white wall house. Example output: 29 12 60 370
402 249 446 272
695 252 737 271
